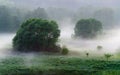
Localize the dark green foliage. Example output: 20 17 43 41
61 46 69 55
74 18 102 38
13 18 60 52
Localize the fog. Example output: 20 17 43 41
1 22 120 57
0 0 120 57
0 33 14 57
8 0 120 10
59 18 120 55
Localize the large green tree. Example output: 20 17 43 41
13 19 60 52
74 18 102 38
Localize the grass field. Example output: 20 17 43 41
0 54 120 75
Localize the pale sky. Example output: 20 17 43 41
1 0 119 9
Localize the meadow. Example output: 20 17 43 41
0 53 119 75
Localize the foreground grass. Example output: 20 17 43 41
0 55 120 75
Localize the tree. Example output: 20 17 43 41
104 54 113 61
74 18 102 38
0 5 23 32
93 8 114 29
0 6 12 31
13 19 60 52
73 6 95 22
25 7 49 20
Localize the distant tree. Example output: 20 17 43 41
13 19 60 52
93 8 114 29
73 6 95 22
74 18 102 38
47 7 74 21
25 7 49 20
0 5 23 32
0 6 12 31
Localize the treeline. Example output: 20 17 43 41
0 5 49 32
73 7 115 29
0 5 117 32
47 7 116 29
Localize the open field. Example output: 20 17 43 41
0 54 119 75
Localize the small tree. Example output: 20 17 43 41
13 18 60 52
104 54 113 61
74 18 102 38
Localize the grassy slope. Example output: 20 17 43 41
0 56 120 75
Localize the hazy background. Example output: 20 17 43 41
0 0 120 56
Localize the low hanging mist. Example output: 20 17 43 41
59 19 120 55
0 18 120 57
0 0 120 57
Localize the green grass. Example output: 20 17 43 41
0 55 120 75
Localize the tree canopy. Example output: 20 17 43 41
13 19 60 52
74 18 102 38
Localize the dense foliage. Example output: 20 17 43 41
13 19 60 52
74 18 102 38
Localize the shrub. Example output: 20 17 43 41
61 46 69 55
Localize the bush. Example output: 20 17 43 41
61 46 69 55
13 18 60 52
